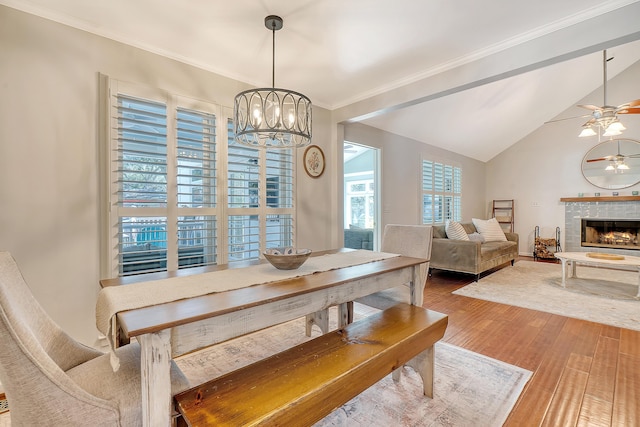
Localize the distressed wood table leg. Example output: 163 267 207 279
571 260 577 278
305 310 329 336
637 267 640 298
139 329 172 427
410 265 421 306
561 259 567 288
338 302 352 328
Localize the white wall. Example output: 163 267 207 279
0 6 332 347
343 123 487 225
487 59 640 256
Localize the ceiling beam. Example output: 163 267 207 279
334 1 640 124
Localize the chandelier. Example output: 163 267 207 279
233 15 312 148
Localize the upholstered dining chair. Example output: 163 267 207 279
354 224 433 311
0 251 190 426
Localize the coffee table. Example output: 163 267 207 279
554 251 640 297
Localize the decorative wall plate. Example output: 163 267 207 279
303 145 325 178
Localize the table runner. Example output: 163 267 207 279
97 250 400 370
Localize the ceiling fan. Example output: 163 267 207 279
547 50 640 137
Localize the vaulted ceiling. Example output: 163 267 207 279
3 0 640 161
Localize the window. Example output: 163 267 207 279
226 133 295 262
104 79 295 277
345 178 374 228
422 160 461 224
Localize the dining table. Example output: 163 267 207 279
97 248 429 427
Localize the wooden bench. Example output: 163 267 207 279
174 303 448 426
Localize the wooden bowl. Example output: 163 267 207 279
263 248 312 270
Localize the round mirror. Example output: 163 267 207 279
581 138 640 189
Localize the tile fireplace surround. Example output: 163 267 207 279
562 196 640 256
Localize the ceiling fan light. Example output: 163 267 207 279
617 163 630 170
605 164 615 171
606 121 626 132
603 128 622 137
579 127 597 137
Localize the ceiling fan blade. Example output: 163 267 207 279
544 114 590 124
616 99 640 113
625 154 640 158
617 107 640 114
577 104 601 111
586 158 607 162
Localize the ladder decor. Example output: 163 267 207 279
492 199 514 232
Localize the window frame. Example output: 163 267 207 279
100 77 297 278
421 158 462 225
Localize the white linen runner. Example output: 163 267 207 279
97 250 400 370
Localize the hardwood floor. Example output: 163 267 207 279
424 258 640 427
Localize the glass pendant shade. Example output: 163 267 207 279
579 127 597 137
603 127 622 137
606 121 626 132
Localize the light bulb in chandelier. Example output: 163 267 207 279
252 104 262 128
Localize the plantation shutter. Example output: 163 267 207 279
104 78 297 277
227 123 294 261
176 107 218 268
422 161 433 224
115 95 168 274
265 149 294 248
109 88 221 276
117 95 168 208
422 160 462 224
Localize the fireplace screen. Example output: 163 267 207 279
581 219 640 250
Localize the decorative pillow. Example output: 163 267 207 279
445 220 470 241
471 218 507 242
468 232 485 243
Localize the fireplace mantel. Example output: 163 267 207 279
560 196 640 202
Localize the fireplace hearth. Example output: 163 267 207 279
581 219 640 250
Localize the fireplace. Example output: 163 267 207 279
581 219 640 250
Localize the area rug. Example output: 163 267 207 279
454 260 640 331
0 305 531 427
175 305 531 427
